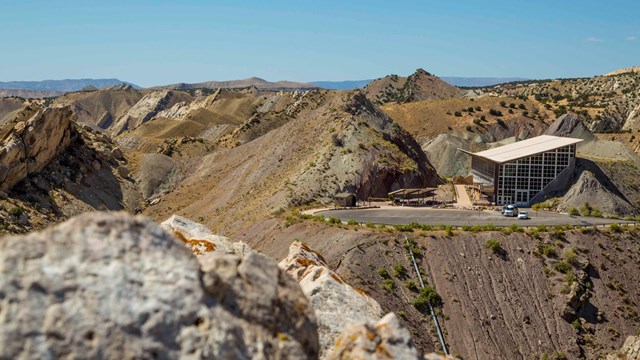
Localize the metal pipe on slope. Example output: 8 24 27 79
405 235 449 356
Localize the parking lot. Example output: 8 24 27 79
317 206 634 227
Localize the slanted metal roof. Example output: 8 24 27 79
388 188 437 197
459 135 583 164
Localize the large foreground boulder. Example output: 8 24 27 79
279 241 383 357
0 212 318 359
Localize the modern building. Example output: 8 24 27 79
459 135 583 206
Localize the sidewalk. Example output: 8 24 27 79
454 184 473 209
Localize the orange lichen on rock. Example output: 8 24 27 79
186 239 216 255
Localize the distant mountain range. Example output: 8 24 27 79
0 76 531 97
155 77 319 91
311 77 529 90
0 79 140 92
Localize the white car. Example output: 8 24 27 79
517 211 529 220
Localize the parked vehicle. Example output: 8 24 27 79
502 204 517 217
517 210 529 220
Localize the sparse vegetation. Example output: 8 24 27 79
412 285 443 309
9 206 23 217
486 239 502 254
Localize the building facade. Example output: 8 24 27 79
460 135 582 206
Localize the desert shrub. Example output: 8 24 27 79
9 206 23 217
568 207 579 216
563 248 578 265
580 202 593 216
480 115 486 121
486 239 502 253
377 267 391 279
445 225 454 237
518 103 526 109
404 280 419 291
381 278 394 291
475 106 482 111
347 219 359 226
327 217 341 224
393 264 407 277
413 285 443 309
591 209 603 218
553 261 571 273
509 223 524 233
454 111 462 117
572 319 582 330
499 101 507 107
365 222 375 228
473 118 482 125
542 244 558 257
609 223 622 233
489 109 503 116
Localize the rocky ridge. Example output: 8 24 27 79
364 69 463 105
279 241 383 356
0 106 75 191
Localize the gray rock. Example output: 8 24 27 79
111 147 124 160
324 313 421 360
606 336 640 360
117 165 130 178
279 241 382 357
0 212 318 359
0 107 74 191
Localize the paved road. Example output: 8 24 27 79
317 207 634 227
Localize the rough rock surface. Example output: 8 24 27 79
544 113 597 142
0 212 318 359
605 336 640 360
161 214 253 256
324 313 422 360
559 168 637 216
0 106 74 191
112 90 193 134
279 241 383 357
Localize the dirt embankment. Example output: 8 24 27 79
246 219 640 360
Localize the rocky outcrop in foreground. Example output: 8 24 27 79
0 212 318 359
325 313 421 360
0 106 74 191
279 241 383 357
0 212 451 359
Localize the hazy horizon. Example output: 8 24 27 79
1 0 638 87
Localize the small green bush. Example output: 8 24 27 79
553 261 571 273
381 278 394 291
327 217 341 224
445 225 454 237
393 264 407 277
486 239 502 254
365 222 375 228
542 244 558 258
9 206 23 217
609 223 622 233
404 280 419 291
568 207 579 216
347 219 359 226
412 285 443 309
571 319 582 330
563 248 578 265
377 267 391 279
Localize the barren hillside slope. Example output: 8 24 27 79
144 90 441 233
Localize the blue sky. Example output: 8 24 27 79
1 0 638 87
